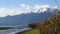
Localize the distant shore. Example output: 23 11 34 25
0 27 11 30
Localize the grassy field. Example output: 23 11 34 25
23 29 40 34
16 29 40 34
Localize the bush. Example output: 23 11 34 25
28 23 37 29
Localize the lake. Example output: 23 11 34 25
0 26 31 34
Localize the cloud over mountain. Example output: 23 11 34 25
0 4 58 17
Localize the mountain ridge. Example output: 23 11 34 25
0 8 59 26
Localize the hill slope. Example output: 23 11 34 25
37 11 60 34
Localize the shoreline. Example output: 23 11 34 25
15 29 39 34
15 29 32 34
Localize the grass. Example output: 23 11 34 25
23 29 40 34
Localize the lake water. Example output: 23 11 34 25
0 26 31 34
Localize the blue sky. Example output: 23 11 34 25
0 0 60 8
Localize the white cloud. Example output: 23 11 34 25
52 5 58 9
0 8 7 17
20 4 26 7
33 4 50 13
0 4 58 17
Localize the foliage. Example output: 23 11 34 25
28 23 37 29
37 11 60 34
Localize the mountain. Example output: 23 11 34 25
0 7 58 26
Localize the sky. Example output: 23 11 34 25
0 0 60 17
0 0 59 8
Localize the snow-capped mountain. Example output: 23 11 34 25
0 7 58 26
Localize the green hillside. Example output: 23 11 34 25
37 11 60 34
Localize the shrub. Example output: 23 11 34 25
28 23 37 29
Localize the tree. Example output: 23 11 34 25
28 23 37 29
